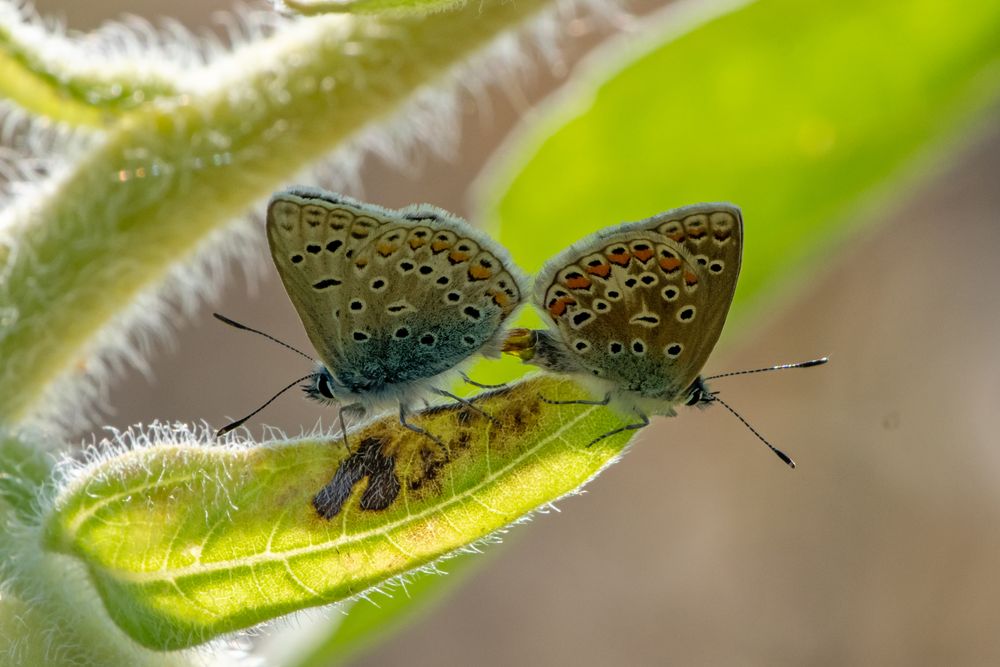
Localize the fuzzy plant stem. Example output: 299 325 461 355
0 431 189 665
0 0 559 429
0 20 179 125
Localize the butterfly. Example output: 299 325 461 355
217 187 525 445
503 203 825 466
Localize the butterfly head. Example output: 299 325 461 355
683 375 715 408
302 367 340 405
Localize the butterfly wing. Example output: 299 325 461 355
631 203 742 314
535 204 742 402
267 188 395 368
334 206 523 391
269 189 524 395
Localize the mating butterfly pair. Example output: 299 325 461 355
218 187 824 465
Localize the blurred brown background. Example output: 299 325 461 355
33 0 1000 664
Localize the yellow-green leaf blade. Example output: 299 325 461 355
44 377 629 650
481 0 1000 313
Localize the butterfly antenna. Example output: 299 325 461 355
217 373 316 438
704 356 828 381
213 313 314 363
708 393 796 469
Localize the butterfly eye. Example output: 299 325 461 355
317 374 336 399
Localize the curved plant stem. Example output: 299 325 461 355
0 0 557 427
0 23 180 126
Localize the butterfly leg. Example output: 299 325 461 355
337 403 365 454
398 404 448 453
540 393 612 407
431 388 498 424
586 412 650 448
460 373 507 390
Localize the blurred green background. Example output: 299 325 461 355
31 0 1000 663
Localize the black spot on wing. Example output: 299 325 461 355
313 278 342 290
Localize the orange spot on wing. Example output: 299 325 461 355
468 265 492 281
565 275 592 290
607 251 631 266
585 263 612 278
355 258 369 268
376 242 396 257
409 237 427 249
548 296 577 318
431 240 452 253
448 250 471 264
659 257 681 273
490 289 511 309
633 247 654 263
687 229 706 239
666 231 686 242
684 270 699 286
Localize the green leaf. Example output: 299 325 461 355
1 520 197 667
479 0 1000 323
290 551 482 667
43 377 630 650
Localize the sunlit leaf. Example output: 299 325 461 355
480 0 1000 321
44 377 630 650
